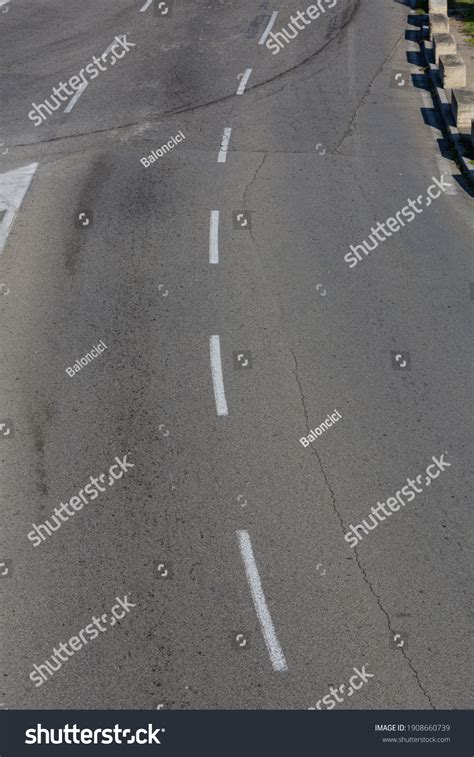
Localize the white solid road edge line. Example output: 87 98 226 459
217 127 232 163
209 210 219 264
435 156 457 195
237 530 288 673
236 68 253 95
258 11 279 45
210 335 228 416
421 90 433 109
420 89 443 130
64 81 88 113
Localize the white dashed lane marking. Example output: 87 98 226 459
236 69 252 95
210 335 228 416
64 82 88 113
209 210 219 264
237 530 288 672
217 128 232 163
258 11 279 45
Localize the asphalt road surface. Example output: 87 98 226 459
0 0 471 712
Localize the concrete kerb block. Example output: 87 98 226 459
422 40 474 184
429 13 449 35
433 33 456 64
451 89 474 132
429 0 447 13
440 54 467 89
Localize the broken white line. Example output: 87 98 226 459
64 82 88 113
210 336 228 416
258 11 279 45
217 127 232 163
209 210 219 264
237 530 288 672
236 68 252 95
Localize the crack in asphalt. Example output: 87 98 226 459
289 348 435 709
243 151 267 243
29 401 56 500
332 26 406 155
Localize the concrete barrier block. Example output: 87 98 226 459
429 0 448 13
433 33 456 64
440 54 467 89
451 89 474 132
430 13 449 34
